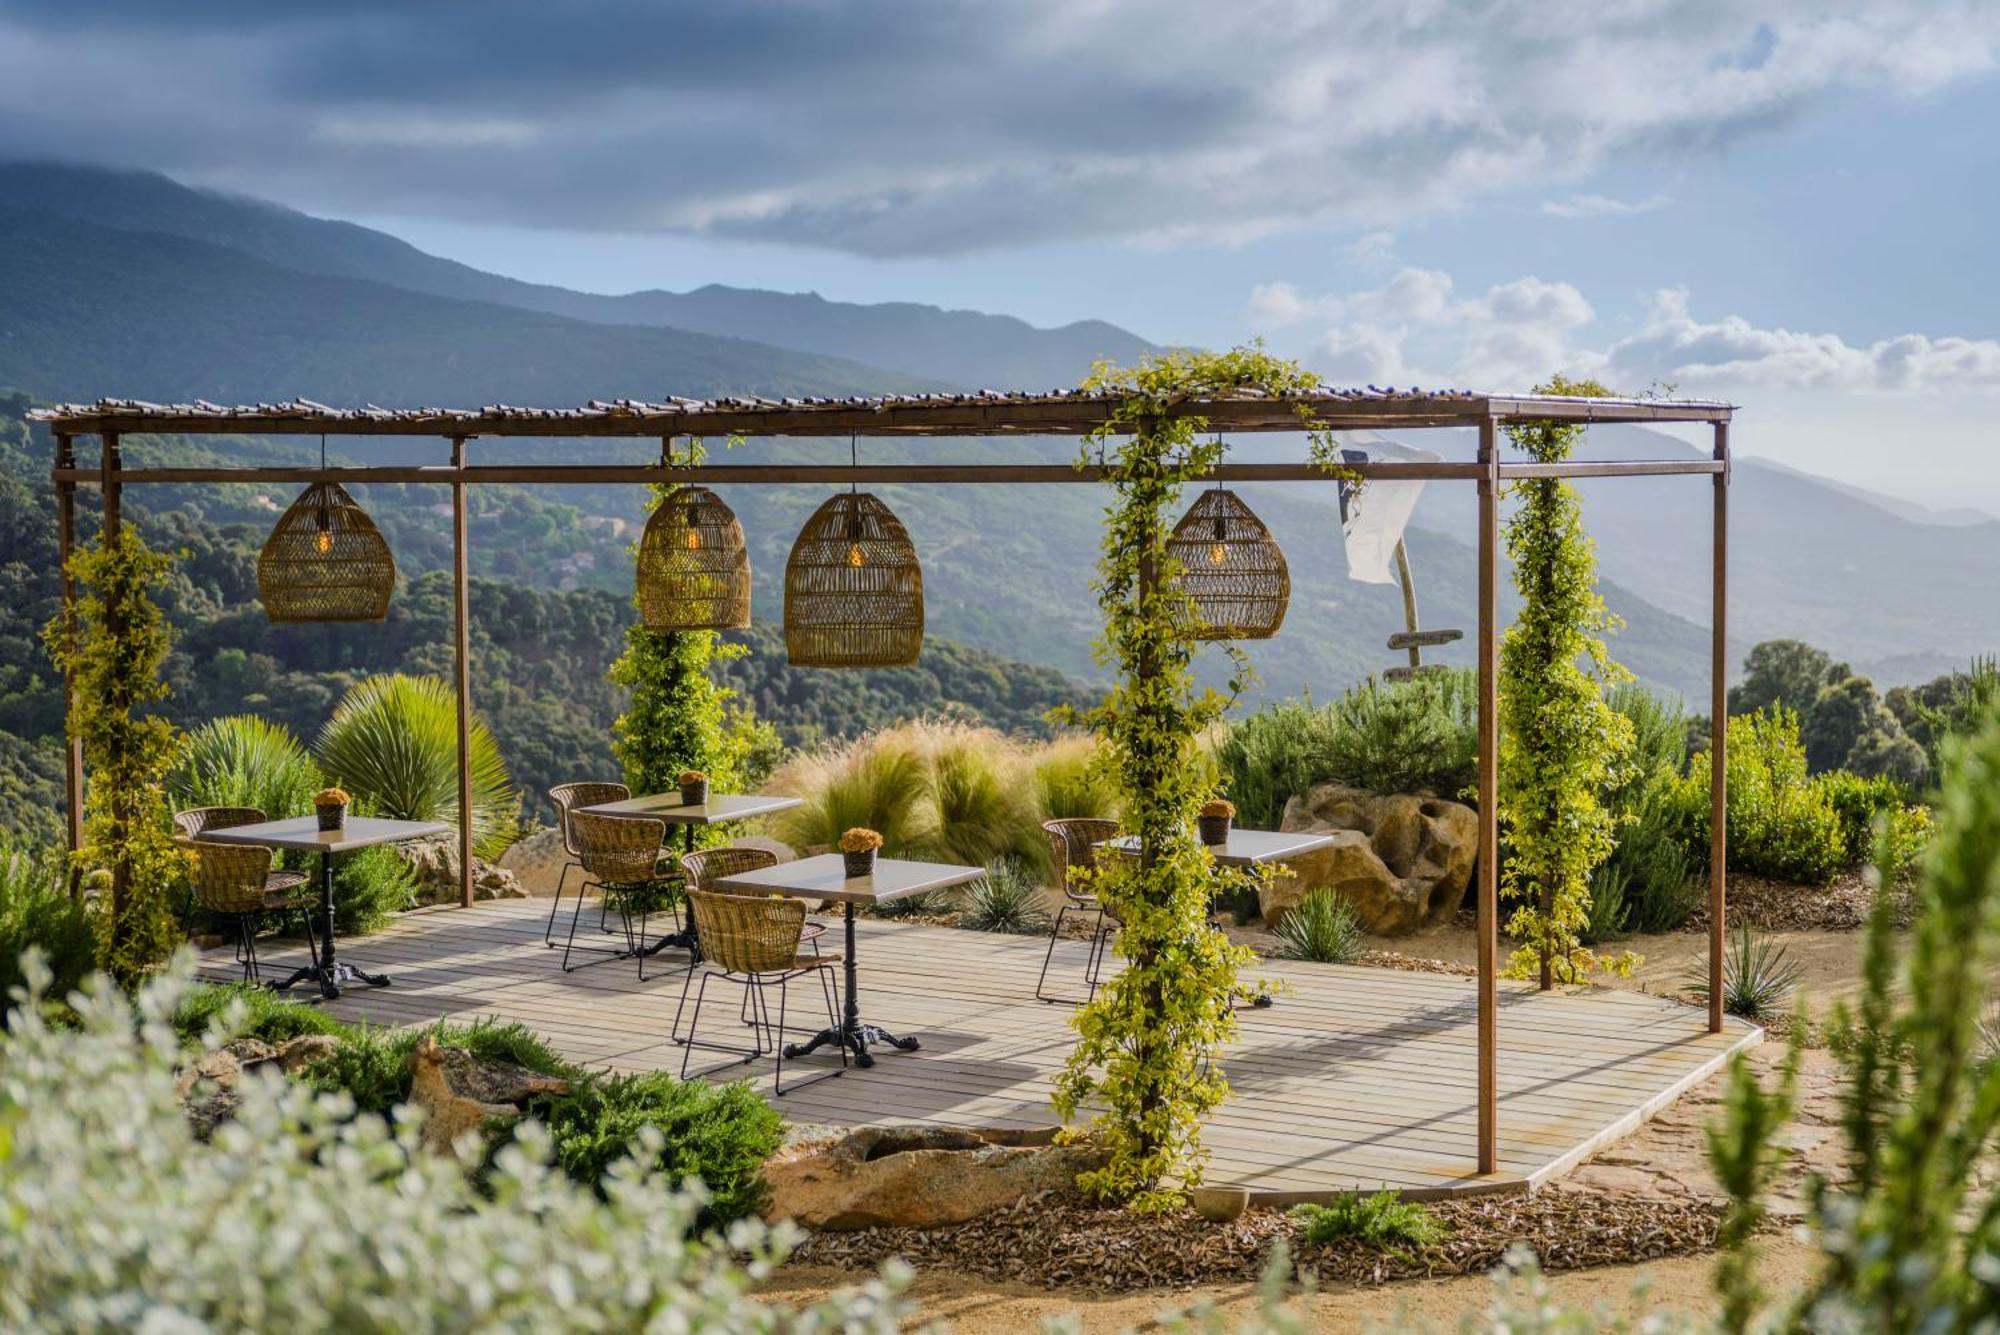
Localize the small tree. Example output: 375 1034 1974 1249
41 525 183 985
1497 375 1636 987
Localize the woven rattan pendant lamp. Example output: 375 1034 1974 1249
636 483 751 629
1166 486 1290 639
257 439 396 623
784 438 923 666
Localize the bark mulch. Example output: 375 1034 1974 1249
788 1187 1751 1293
1686 871 1910 934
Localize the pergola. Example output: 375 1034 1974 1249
33 384 1735 1178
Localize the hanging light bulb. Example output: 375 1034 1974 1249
846 508 865 568
1207 512 1228 565
847 541 866 568
684 528 702 552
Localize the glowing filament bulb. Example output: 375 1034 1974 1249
1207 541 1227 565
684 528 702 551
316 529 333 554
847 542 865 568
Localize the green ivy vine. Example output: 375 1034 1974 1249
608 438 776 849
1497 375 1638 985
41 523 184 985
1051 345 1347 1210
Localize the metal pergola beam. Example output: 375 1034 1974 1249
42 389 1736 1185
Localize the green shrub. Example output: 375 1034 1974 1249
1213 698 1341 829
331 843 419 935
304 1017 575 1115
533 1071 783 1229
1290 1190 1446 1259
1674 709 1847 885
171 981 349 1046
1818 769 1931 875
170 714 321 822
1580 864 1629 945
958 858 1051 935
1270 889 1364 964
0 958 905 1329
0 839 95 1013
1324 670 1479 798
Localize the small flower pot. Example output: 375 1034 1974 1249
679 779 709 807
843 848 877 879
1191 1184 1249 1223
1197 814 1232 847
316 804 347 833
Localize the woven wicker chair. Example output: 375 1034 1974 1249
544 781 631 947
1035 817 1122 1005
672 889 844 1096
174 806 317 983
562 809 681 977
680 847 827 949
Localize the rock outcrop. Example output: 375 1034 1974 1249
497 826 566 897
1268 783 1478 935
174 1033 343 1138
406 1034 571 1156
403 839 528 905
764 1125 1107 1230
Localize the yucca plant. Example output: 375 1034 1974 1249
1684 922 1804 1020
958 859 1051 935
315 674 519 859
171 715 321 818
1270 889 1364 964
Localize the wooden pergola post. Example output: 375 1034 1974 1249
1475 415 1500 1176
1710 420 1730 1033
451 435 474 908
55 432 83 873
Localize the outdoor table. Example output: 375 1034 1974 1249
711 853 983 1068
200 815 450 999
575 791 804 958
1097 828 1340 867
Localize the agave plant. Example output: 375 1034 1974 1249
1271 889 1364 964
171 715 320 818
315 674 518 859
957 859 1052 935
1685 922 1804 1020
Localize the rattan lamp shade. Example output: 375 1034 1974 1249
257 481 396 623
1166 487 1289 640
783 492 924 667
636 485 751 630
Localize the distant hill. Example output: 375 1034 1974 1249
0 162 1154 390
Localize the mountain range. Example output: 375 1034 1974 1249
0 160 1993 698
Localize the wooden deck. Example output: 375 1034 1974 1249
201 899 1761 1201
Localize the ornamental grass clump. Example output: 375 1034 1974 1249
1270 889 1364 965
0 954 908 1330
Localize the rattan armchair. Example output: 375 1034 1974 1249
173 806 318 983
672 889 844 1096
545 781 631 947
1036 817 1122 1005
562 809 682 977
680 847 827 949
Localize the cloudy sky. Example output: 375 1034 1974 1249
3 1 1998 508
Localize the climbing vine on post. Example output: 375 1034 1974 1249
1052 345 1344 1209
41 525 184 985
1497 374 1638 986
608 438 771 851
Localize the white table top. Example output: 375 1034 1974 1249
576 792 803 824
712 853 984 906
1099 828 1340 867
196 815 450 855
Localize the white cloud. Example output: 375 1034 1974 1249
0 0 1993 254
1540 193 1672 219
1253 271 2000 394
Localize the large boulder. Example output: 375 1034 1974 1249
497 826 567 897
763 1125 1107 1230
403 838 528 905
1269 784 1478 935
174 1034 344 1138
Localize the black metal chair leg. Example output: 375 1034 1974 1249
544 861 575 947
670 960 702 1043
560 876 593 973
678 972 713 1079
1035 904 1072 1003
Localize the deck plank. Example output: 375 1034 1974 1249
200 900 1760 1201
